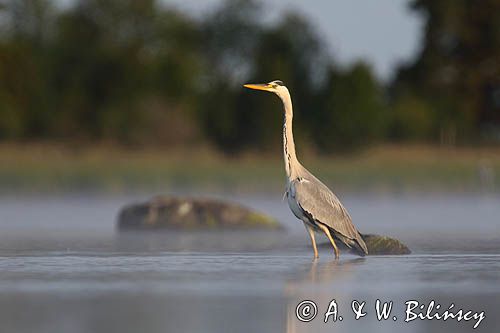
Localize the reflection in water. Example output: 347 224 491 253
288 258 366 286
285 259 365 333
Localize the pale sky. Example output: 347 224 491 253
164 0 423 82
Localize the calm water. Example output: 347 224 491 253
0 193 499 333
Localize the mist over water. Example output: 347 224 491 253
0 193 498 332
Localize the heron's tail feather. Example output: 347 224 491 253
352 237 368 257
334 231 368 257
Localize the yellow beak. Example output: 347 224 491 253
243 83 273 91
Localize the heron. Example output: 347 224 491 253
244 80 368 259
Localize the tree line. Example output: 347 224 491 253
0 0 498 153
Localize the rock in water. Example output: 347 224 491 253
320 233 411 255
117 196 283 230
361 234 411 255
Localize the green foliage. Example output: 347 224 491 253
315 63 389 151
0 0 498 151
394 0 500 143
196 0 265 152
390 92 436 141
238 13 330 152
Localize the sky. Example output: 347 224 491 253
164 0 424 82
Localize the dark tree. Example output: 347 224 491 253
394 0 500 143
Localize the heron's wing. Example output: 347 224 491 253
292 177 363 244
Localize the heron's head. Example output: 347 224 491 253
244 80 289 100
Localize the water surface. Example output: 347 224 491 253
0 193 499 332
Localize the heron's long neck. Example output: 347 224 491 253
282 94 299 179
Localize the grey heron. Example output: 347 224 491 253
244 80 368 259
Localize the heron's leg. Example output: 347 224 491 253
318 223 340 259
303 222 318 259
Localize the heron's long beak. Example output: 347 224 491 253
243 83 273 91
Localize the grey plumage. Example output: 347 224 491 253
290 170 368 256
244 80 368 259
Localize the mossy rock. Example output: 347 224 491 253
117 196 283 230
361 234 411 255
320 233 411 255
